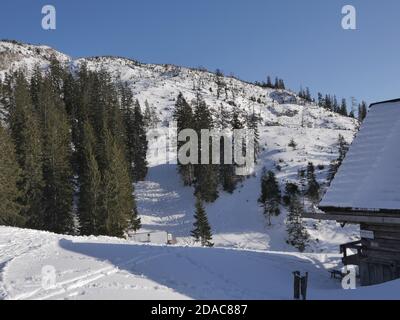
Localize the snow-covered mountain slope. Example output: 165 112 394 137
0 40 70 76
0 40 360 252
1 226 399 300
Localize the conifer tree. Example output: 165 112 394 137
119 83 148 181
283 182 300 207
78 121 103 235
174 93 195 186
317 92 323 108
358 101 368 122
305 162 320 205
258 168 281 225
227 105 246 184
288 138 297 150
9 72 45 229
30 65 43 112
143 100 160 129
143 100 152 128
278 79 285 90
102 131 141 237
328 134 349 183
333 95 339 113
0 72 13 117
247 109 260 162
266 76 272 88
191 196 213 247
274 77 279 89
215 69 225 99
305 87 311 102
0 124 23 226
286 195 309 252
131 99 148 181
193 95 219 202
217 105 238 193
340 98 348 116
324 94 332 111
216 103 231 130
215 103 237 192
39 76 74 234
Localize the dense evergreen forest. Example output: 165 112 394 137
0 58 261 239
0 57 355 247
0 58 146 237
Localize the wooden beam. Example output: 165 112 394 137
302 212 400 225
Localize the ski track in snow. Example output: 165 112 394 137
0 226 340 300
2 226 400 300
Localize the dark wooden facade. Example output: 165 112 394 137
304 208 400 286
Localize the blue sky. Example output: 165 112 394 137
1 0 399 105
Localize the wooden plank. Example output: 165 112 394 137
362 223 400 233
363 238 400 253
303 212 400 225
373 231 400 241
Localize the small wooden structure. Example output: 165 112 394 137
304 209 400 286
305 99 400 286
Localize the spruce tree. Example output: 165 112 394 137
325 94 332 111
328 134 349 183
131 99 148 181
215 69 225 99
247 109 260 162
174 93 195 186
218 104 236 193
119 83 148 181
277 79 285 90
143 100 160 128
358 101 368 122
119 81 135 166
333 95 339 113
266 76 272 88
0 124 23 226
317 92 323 108
305 87 311 102
283 182 300 207
30 65 43 112
78 121 103 236
193 95 219 202
191 196 213 247
274 77 279 89
288 138 297 150
216 103 231 130
286 195 309 252
9 72 45 229
258 169 281 225
305 162 320 205
102 131 141 237
39 76 74 234
227 106 245 186
340 98 348 116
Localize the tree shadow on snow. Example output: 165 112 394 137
59 239 334 299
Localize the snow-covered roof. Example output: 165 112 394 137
320 99 400 212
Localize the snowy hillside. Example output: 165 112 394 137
0 40 360 253
1 226 399 300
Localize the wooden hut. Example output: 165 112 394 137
304 99 400 286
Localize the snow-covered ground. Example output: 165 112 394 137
1 40 382 300
0 40 361 253
1 226 400 300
